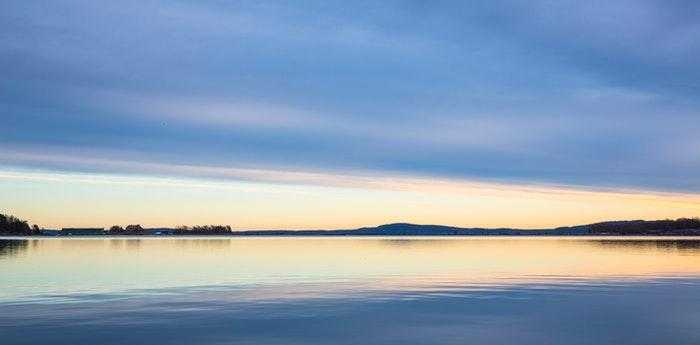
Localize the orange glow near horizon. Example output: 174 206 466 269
1 169 699 230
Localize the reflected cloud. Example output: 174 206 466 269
3 237 700 303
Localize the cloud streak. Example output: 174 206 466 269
2 0 699 204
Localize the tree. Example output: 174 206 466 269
125 224 144 234
174 224 233 235
108 225 125 234
0 213 32 235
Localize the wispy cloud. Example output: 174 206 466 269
2 0 700 200
4 148 700 207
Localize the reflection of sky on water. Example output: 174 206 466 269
2 237 700 344
2 237 700 302
2 278 700 345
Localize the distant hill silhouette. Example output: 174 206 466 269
2 213 699 236
584 218 700 235
230 218 700 236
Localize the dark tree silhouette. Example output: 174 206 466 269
175 225 233 235
588 218 700 235
108 225 125 234
125 224 143 232
123 224 144 235
0 213 35 236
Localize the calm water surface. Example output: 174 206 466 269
1 237 700 344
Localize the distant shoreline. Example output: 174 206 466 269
3 216 700 237
4 234 700 238
5 218 700 237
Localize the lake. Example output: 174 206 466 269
1 237 700 344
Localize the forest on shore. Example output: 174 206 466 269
0 213 233 236
0 214 41 236
2 213 700 236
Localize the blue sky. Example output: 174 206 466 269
1 1 699 228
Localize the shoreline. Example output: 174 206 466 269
4 234 700 238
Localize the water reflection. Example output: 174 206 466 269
108 238 143 250
0 239 29 258
591 238 700 251
1 237 700 302
1 237 700 345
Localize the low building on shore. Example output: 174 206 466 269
61 228 105 236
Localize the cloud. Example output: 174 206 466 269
1 0 699 195
4 148 700 208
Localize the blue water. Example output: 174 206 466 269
1 237 700 344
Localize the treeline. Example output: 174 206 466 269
0 214 40 236
4 212 700 237
175 225 233 235
106 224 233 235
108 224 146 235
588 218 700 235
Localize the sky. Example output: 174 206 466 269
1 0 699 229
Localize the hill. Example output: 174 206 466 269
231 218 700 236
